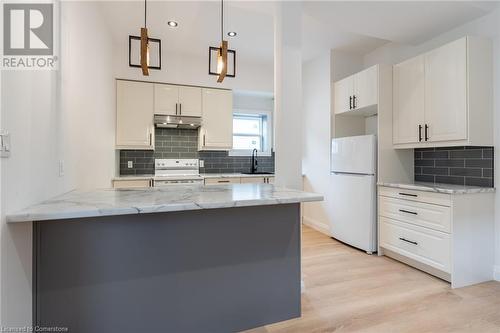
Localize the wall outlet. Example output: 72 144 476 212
59 160 65 177
128 161 133 169
199 160 204 168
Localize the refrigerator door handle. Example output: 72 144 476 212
332 172 375 176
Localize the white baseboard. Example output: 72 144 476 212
494 265 500 281
302 216 330 236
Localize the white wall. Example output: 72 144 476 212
302 52 332 233
0 1 115 326
363 8 500 280
60 1 115 190
114 40 274 94
274 2 303 190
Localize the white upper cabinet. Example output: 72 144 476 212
334 76 354 115
154 84 178 116
334 65 378 115
354 65 378 110
178 86 202 117
393 36 492 148
424 38 467 143
154 84 202 117
393 55 425 145
199 89 233 150
116 80 154 149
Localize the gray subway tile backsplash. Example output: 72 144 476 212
414 146 494 187
120 128 275 175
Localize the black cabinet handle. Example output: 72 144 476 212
175 103 178 115
398 192 417 197
179 103 182 115
217 180 230 183
425 124 429 141
399 209 418 215
399 237 418 245
349 96 353 110
353 95 357 109
418 125 423 142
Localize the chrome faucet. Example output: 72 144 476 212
250 148 258 174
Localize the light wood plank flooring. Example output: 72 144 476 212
245 225 500 333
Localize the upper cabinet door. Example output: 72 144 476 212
424 38 467 143
334 76 354 114
178 86 202 117
393 55 425 145
154 84 179 116
354 65 378 110
116 80 154 149
200 89 233 150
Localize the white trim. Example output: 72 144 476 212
302 216 330 236
228 149 272 157
494 265 500 281
230 108 273 155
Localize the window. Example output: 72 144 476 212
230 111 272 156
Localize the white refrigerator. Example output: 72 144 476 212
330 135 377 254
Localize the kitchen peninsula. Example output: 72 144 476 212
8 184 322 333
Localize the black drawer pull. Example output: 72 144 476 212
399 209 418 215
399 237 418 245
217 180 230 183
398 192 417 197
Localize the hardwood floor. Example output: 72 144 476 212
244 226 500 333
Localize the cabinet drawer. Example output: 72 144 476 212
380 217 451 273
379 186 451 207
379 196 451 233
240 177 264 184
113 179 152 189
204 177 241 185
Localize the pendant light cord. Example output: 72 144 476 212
220 0 224 42
144 0 147 28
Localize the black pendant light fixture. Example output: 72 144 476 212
128 0 161 74
208 0 236 82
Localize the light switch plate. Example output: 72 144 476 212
128 161 133 168
0 130 10 158
59 160 65 177
199 160 204 168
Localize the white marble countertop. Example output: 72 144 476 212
378 181 496 195
113 173 275 181
7 184 322 223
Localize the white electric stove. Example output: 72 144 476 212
154 159 203 186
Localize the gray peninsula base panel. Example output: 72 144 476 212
34 204 301 333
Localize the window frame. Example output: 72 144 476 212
229 108 273 157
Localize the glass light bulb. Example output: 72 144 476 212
216 54 225 74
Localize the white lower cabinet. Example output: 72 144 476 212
113 179 153 189
378 186 494 288
205 177 241 185
380 217 451 273
205 176 275 185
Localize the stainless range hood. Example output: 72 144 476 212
154 114 202 129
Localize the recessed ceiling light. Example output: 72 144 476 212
167 21 178 28
227 31 237 37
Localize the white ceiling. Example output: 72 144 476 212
97 1 274 65
97 1 499 65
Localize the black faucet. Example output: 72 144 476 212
250 148 258 174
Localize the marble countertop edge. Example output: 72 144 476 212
378 181 495 195
6 184 323 223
